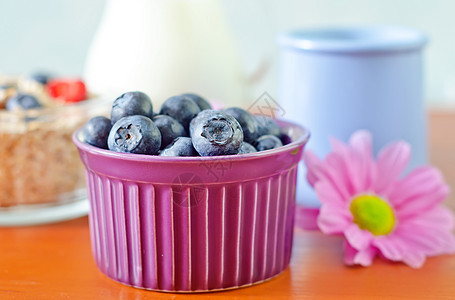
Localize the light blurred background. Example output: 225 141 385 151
0 0 454 106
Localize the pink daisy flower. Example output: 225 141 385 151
304 130 455 268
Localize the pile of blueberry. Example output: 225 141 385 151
83 91 290 157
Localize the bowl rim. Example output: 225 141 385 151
72 118 310 163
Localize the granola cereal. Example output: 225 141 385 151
0 74 108 207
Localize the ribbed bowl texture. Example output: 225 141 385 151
73 120 310 292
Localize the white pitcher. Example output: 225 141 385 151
84 0 252 107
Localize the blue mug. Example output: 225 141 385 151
278 25 428 207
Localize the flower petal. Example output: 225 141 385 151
375 236 426 268
344 223 373 250
315 180 353 234
397 206 455 256
304 151 352 200
394 229 442 256
374 141 411 196
317 205 352 235
349 130 373 155
329 137 362 195
402 251 426 269
354 246 377 266
398 228 455 258
314 180 347 206
344 241 357 265
390 166 449 217
373 234 407 262
396 184 450 219
304 132 375 200
404 205 454 231
329 136 349 154
320 154 355 200
303 150 322 187
325 152 355 196
344 241 376 266
348 130 376 192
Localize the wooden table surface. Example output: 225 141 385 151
1 110 455 300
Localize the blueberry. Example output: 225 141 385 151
190 110 243 156
111 91 153 124
108 115 161 154
152 114 186 149
280 133 292 145
83 116 112 149
160 137 198 157
238 142 257 154
30 72 51 85
255 115 281 137
224 107 260 144
254 135 283 151
181 93 212 110
159 95 200 131
5 93 42 110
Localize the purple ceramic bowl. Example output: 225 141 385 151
73 119 310 292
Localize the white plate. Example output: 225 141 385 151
0 191 89 226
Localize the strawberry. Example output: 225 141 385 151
47 79 87 103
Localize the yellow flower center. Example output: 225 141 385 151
350 194 396 236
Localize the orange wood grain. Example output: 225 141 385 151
0 109 454 299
